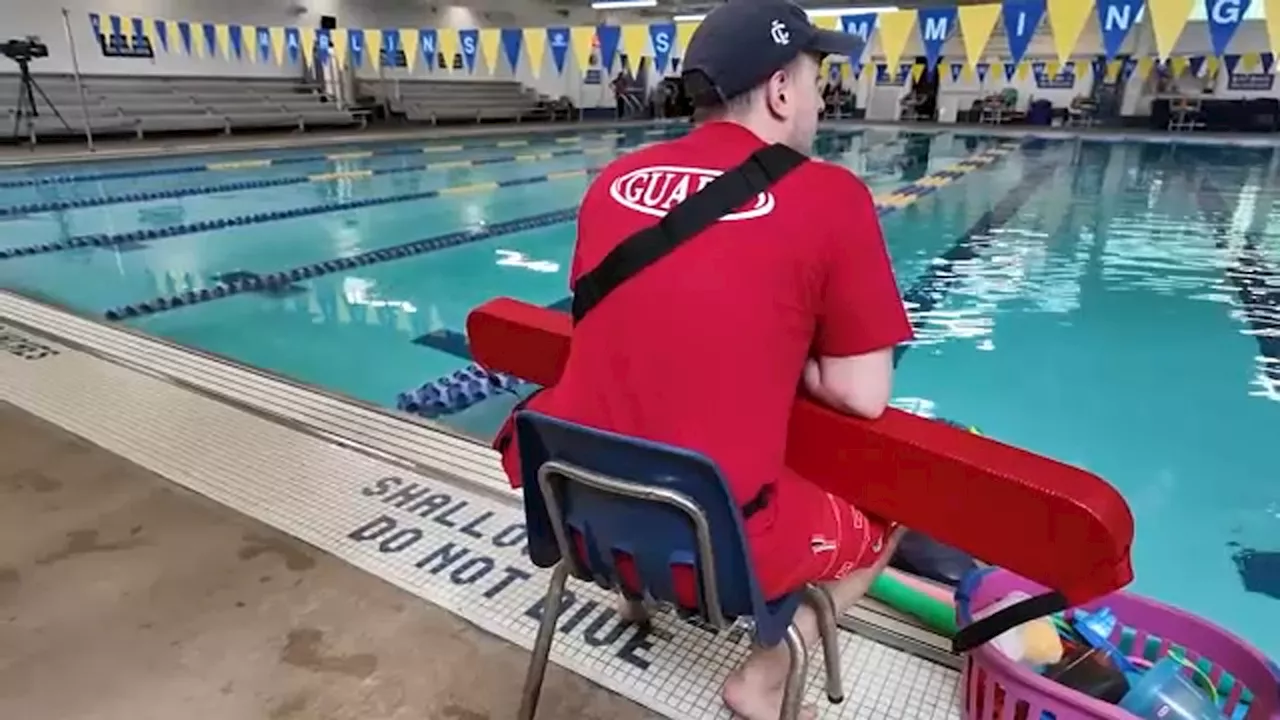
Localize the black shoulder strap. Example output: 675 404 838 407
571 143 809 324
952 590 1069 654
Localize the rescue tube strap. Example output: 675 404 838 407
952 590 1069 654
571 143 809 324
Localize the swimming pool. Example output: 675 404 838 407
1 123 1276 662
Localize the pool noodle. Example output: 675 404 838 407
871 569 958 636
466 297 1136 607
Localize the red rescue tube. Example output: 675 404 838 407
466 297 1135 606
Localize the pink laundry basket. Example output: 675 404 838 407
954 568 1280 720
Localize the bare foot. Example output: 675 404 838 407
615 595 651 624
722 669 817 720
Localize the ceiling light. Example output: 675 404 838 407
592 0 658 9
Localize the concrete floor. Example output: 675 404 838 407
0 402 652 720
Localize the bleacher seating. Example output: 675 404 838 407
369 78 548 124
0 73 362 142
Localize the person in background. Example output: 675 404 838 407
611 71 629 118
500 0 913 716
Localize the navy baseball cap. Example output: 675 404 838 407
681 0 863 106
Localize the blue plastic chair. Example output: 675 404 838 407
514 411 844 720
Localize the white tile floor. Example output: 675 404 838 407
0 319 964 720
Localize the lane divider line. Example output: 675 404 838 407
102 207 582 321
2 164 610 262
0 139 657 218
0 128 687 190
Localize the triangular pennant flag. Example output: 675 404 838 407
950 62 965 81
620 24 649 71
1171 55 1190 76
1241 51 1259 71
675 22 698 57
401 28 419 71
1047 0 1096 64
300 27 315 66
178 21 193 56
500 28 523 73
1135 56 1154 79
1266 0 1280 70
524 27 547 77
841 13 877 61
1205 0 1253 56
1262 51 1275 74
154 18 169 52
649 22 675 73
316 28 331 65
202 23 217 58
480 28 501 74
1004 61 1018 81
1106 59 1123 81
959 4 1001 70
1206 55 1221 76
255 26 270 64
569 26 595 74
898 62 914 82
911 63 927 82
1096 0 1145 59
877 10 917 73
166 20 181 53
1224 53 1241 74
366 29 383 67
330 28 349 67
270 27 287 65
546 27 570 74
228 25 244 60
215 24 231 59
597 25 622 71
132 17 148 45
1032 60 1047 77
1189 54 1206 76
1017 60 1032 80
917 7 956 69
852 62 864 79
350 28 366 69
976 62 991 82
459 28 479 72
437 28 458 71
419 29 437 71
1148 0 1195 59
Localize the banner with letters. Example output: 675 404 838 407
89 0 1279 88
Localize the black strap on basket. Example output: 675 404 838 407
953 590 1069 654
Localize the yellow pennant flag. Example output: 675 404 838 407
1135 56 1154 80
166 20 180 53
215 23 231 59
1047 0 1095 65
1045 60 1060 76
1106 59 1122 82
957 4 1001 70
1017 61 1031 80
366 29 382 68
401 28 419 72
569 26 595 74
621 24 650 69
676 22 699 56
523 28 546 77
911 63 926 82
300 27 315 67
1206 56 1220 77
1170 55 1189 76
269 26 285 65
1147 0 1194 60
814 16 840 32
1266 0 1280 69
438 28 458 71
1241 52 1260 71
480 28 501 74
877 10 917 73
331 28 349 67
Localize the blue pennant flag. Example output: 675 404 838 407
649 23 675 73
316 28 331 64
1205 0 1252 56
1002 0 1045 66
976 62 991 82
1003 62 1018 81
88 13 102 39
383 28 400 65
1122 57 1138 81
841 13 877 47
179 22 193 55
109 15 123 41
350 29 365 68
459 28 478 72
420 29 437 69
285 27 300 64
256 27 270 63
1031 60 1047 77
547 27 569 74
1223 53 1241 74
155 20 169 52
499 28 523 72
596 24 621 72
229 24 243 59
898 62 913 81
917 7 956 69
1262 52 1275 73
949 62 964 82
202 23 216 58
131 17 145 43
1096 0 1144 59
1188 55 1207 76
851 62 863 79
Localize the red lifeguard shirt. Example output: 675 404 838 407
539 121 913 593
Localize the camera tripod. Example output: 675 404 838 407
11 57 71 144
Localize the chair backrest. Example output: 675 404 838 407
514 411 769 627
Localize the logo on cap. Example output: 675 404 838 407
770 19 790 45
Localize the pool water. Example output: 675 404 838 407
1 124 1276 661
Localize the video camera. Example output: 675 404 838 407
1 37 50 63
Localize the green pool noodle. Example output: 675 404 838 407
869 574 959 637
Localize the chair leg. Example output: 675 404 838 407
804 584 845 704
779 624 810 720
518 562 570 720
